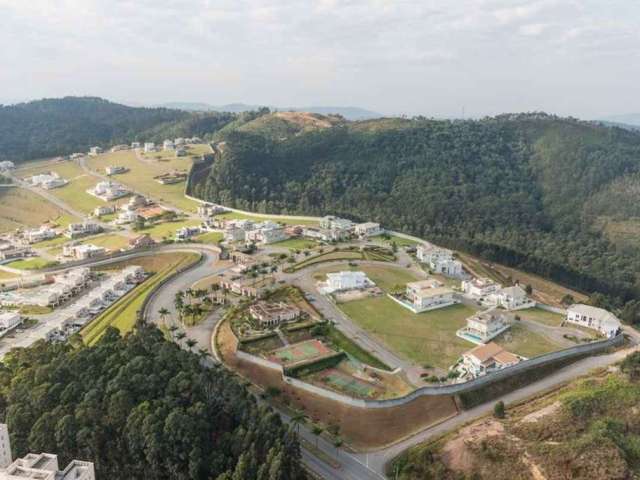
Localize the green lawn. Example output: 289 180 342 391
31 235 68 249
291 250 363 271
0 188 72 233
79 233 131 251
313 263 421 292
518 307 564 327
322 325 390 370
81 252 200 345
6 257 58 270
339 297 478 369
137 219 201 241
214 211 319 226
86 151 200 212
494 322 564 359
194 231 223 244
370 234 420 247
272 238 319 250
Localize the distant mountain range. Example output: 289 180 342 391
154 102 382 120
599 113 640 130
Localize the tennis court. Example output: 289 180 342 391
269 339 334 365
320 368 380 398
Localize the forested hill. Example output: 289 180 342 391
0 97 236 162
192 112 640 311
0 325 304 480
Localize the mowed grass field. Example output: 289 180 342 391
6 257 58 270
194 231 223 244
16 160 105 214
272 237 319 250
137 219 202 241
494 322 564 358
82 252 200 345
339 297 478 369
78 233 131 251
370 234 420 247
313 263 421 292
86 150 200 212
214 211 319 226
518 307 565 327
0 187 75 233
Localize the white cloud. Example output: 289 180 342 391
0 0 638 117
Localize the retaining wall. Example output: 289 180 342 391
536 302 567 315
234 333 624 409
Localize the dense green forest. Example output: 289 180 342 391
191 112 640 311
0 97 236 162
0 325 304 480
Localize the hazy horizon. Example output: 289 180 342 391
2 0 639 119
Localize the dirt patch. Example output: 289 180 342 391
518 401 561 425
274 111 338 129
441 419 505 474
334 286 382 303
522 453 547 480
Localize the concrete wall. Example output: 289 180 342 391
234 333 623 409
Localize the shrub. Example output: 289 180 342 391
493 400 505 418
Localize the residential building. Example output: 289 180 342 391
23 226 57 244
319 215 354 231
197 203 226 218
245 222 288 245
136 205 166 220
93 205 116 217
65 222 102 239
416 244 463 277
122 194 148 212
69 153 85 159
163 139 174 150
175 226 201 241
489 285 535 310
175 146 187 157
566 304 621 337
302 227 349 242
129 234 156 249
144 142 156 153
131 141 141 149
110 144 129 152
249 301 301 327
116 210 140 225
63 243 107 260
88 146 103 156
0 161 15 171
0 247 31 261
28 172 68 190
461 277 501 299
229 251 258 271
87 181 130 201
0 312 22 337
105 165 127 175
456 308 513 344
174 137 186 146
458 342 521 379
354 222 382 238
219 273 275 298
402 279 457 312
0 423 95 479
188 136 203 144
318 271 374 294
154 172 187 184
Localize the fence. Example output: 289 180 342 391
233 333 624 409
535 302 567 315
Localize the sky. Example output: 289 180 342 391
1 0 639 118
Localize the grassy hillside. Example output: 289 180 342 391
192 112 640 309
0 97 235 162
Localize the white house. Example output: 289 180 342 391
29 172 68 190
87 181 129 201
458 342 521 379
489 285 535 310
24 226 57 244
131 141 141 149
175 226 201 241
318 271 374 294
163 139 174 150
245 222 288 245
0 312 22 337
249 301 301 327
354 222 382 238
63 243 106 260
0 161 15 171
416 244 464 277
400 279 458 313
65 223 102 239
0 423 95 479
566 304 621 337
456 308 513 344
93 205 116 217
144 142 156 153
88 146 103 156
105 165 127 175
320 216 354 231
116 210 140 225
461 277 501 299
